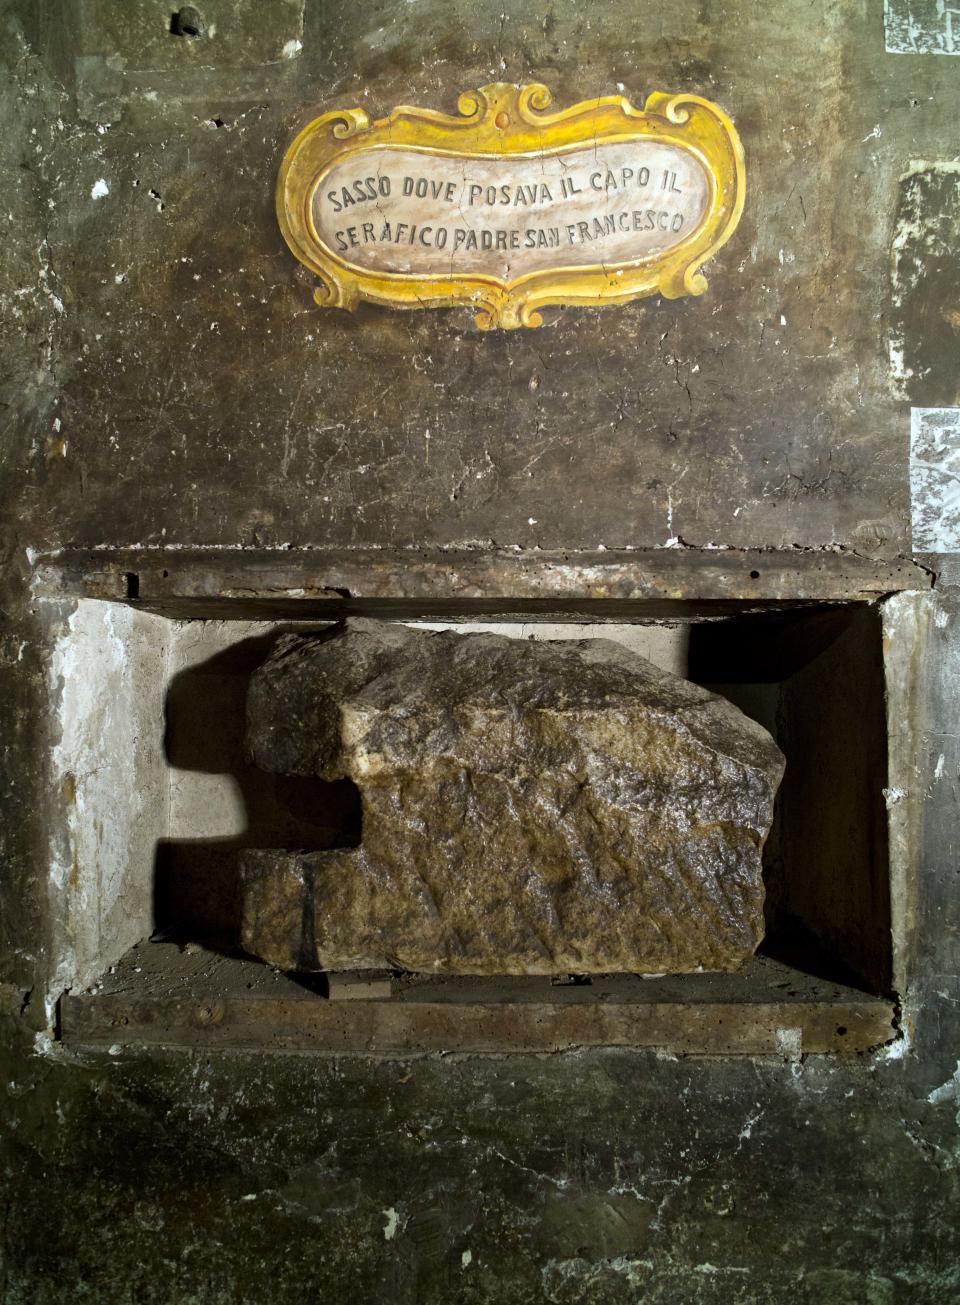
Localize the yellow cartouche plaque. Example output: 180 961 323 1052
277 83 745 330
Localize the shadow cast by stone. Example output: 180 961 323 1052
154 629 361 954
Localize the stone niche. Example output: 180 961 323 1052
239 619 785 977
39 557 912 1056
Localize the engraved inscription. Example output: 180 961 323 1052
311 139 712 282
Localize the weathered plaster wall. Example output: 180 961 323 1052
1 1 959 1301
46 600 170 995
5 0 957 558
4 1045 960 1305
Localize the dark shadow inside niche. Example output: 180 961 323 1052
154 629 361 955
689 603 892 997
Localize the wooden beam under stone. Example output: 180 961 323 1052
60 944 897 1057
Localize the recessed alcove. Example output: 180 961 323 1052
40 549 918 1056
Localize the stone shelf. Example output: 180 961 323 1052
37 546 928 618
60 941 897 1058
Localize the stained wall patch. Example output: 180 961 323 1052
890 164 960 404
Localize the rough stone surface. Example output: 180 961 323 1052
241 620 784 974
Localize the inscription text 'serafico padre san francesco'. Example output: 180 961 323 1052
277 83 745 329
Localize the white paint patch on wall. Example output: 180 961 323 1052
885 0 960 54
48 601 171 994
927 1060 960 1110
910 407 960 551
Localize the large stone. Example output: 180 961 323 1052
240 619 785 975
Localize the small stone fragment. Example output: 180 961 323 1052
241 619 785 976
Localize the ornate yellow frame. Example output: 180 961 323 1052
277 83 745 330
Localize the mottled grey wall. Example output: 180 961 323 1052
4 0 957 557
1 2 959 1302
